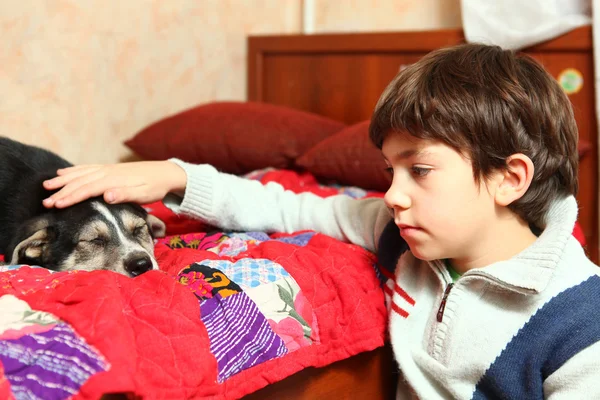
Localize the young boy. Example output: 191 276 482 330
43 43 600 398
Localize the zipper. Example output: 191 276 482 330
434 271 533 323
436 283 454 322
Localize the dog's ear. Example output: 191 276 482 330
8 218 55 266
146 214 166 238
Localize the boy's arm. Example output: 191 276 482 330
163 160 392 252
543 340 600 398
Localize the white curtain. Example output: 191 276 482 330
461 0 591 49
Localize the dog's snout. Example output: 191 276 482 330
124 254 153 276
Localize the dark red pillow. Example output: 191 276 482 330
125 102 345 175
296 121 391 192
578 139 592 160
297 120 593 193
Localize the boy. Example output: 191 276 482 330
43 44 600 398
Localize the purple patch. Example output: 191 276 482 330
244 232 271 242
0 323 108 399
200 292 287 382
275 232 316 247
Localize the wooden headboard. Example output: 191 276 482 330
247 27 598 263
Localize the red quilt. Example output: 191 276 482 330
0 169 388 400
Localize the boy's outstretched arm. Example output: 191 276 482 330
42 161 187 208
163 159 391 252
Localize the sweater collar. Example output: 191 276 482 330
461 195 578 294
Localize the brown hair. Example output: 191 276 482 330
369 43 578 229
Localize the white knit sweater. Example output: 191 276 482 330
164 160 600 399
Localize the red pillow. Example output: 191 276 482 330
578 139 592 160
296 121 391 192
125 102 346 175
297 120 593 193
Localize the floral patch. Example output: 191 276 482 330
177 263 242 301
158 232 229 251
246 277 319 351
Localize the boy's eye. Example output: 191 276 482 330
384 167 394 176
411 166 431 177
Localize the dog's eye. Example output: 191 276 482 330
80 238 106 246
91 238 106 245
133 225 147 236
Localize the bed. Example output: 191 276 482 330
0 26 596 400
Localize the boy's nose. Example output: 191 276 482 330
384 184 412 212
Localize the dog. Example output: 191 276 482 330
0 137 166 276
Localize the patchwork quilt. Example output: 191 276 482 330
0 169 389 400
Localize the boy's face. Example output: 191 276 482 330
382 133 499 264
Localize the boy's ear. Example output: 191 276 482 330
494 153 535 207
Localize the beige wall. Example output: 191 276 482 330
306 0 461 33
1 0 461 164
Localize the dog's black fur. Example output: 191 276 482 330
0 137 164 275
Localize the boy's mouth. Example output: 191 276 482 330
398 223 419 230
398 224 423 237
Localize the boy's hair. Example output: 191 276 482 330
370 43 579 230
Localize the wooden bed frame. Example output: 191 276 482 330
244 26 597 399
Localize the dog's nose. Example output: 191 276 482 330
124 254 153 276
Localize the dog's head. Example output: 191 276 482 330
6 199 166 277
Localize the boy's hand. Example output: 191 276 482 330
42 161 187 208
